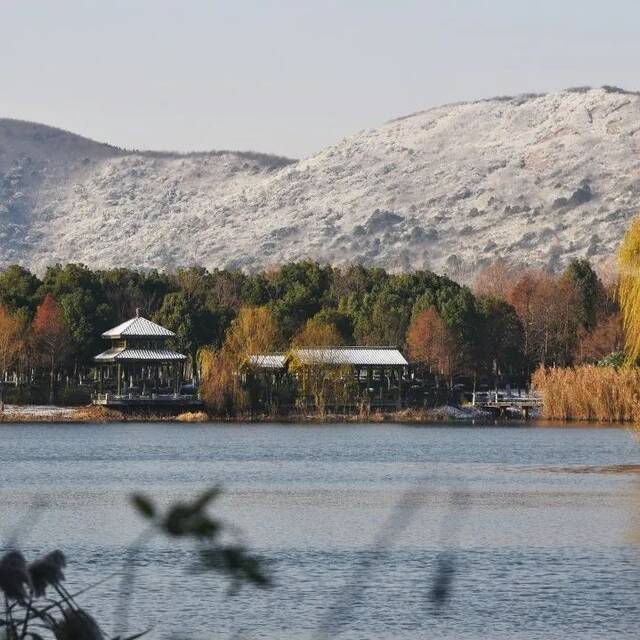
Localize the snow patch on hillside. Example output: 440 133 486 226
1 87 639 276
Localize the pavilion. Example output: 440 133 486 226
92 312 200 407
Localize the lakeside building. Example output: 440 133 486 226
244 346 409 411
92 312 200 408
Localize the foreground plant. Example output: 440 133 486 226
0 547 137 640
0 489 270 640
129 488 269 591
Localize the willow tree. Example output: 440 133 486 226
292 318 343 348
289 320 353 415
618 217 640 365
198 306 279 415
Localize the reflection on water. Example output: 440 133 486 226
547 463 640 474
0 422 639 639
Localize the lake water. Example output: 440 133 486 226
0 422 639 639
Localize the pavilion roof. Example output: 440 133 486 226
102 316 175 339
289 346 408 367
247 347 408 369
247 354 287 369
94 347 186 363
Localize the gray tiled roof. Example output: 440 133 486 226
94 347 186 362
102 316 175 338
248 354 287 369
291 347 408 366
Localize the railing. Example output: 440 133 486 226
93 392 200 403
471 390 542 407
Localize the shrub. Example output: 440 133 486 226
176 411 209 422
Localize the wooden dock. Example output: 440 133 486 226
469 390 542 418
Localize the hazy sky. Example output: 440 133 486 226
3 1 639 158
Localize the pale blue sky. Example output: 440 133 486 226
2 0 639 157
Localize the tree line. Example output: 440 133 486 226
0 258 621 408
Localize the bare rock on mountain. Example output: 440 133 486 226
1 86 639 276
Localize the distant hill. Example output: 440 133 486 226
2 86 639 277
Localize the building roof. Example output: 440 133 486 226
289 346 408 367
102 316 175 339
94 347 186 363
247 354 287 369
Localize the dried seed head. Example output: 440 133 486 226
29 549 67 597
0 550 31 603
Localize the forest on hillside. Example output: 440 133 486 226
0 257 622 408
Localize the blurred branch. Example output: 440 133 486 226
314 487 469 640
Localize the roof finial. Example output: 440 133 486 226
135 307 140 318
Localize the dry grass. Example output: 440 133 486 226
0 405 126 424
176 411 209 422
532 365 640 422
74 405 126 423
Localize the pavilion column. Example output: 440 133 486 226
175 363 182 395
117 364 122 396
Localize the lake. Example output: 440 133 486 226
0 422 639 639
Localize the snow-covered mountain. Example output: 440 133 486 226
2 86 639 277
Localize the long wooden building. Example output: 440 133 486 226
246 346 409 411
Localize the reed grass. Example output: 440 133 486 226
532 365 640 422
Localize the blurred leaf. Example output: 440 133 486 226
131 494 156 520
131 488 271 595
190 515 220 539
162 498 221 539
163 503 194 537
198 546 271 590
193 487 221 511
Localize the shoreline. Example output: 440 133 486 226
0 404 495 425
1 404 629 427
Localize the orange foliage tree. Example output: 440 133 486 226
406 307 460 385
0 305 26 411
507 272 577 367
32 294 70 403
575 313 624 364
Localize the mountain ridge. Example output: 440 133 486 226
1 86 639 277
